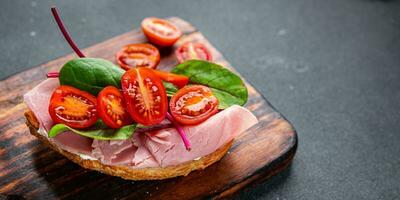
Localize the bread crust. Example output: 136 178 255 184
24 110 233 180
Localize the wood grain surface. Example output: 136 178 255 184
0 17 297 199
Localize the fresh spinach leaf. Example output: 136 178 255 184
48 123 137 140
171 60 248 109
163 81 179 97
59 58 124 95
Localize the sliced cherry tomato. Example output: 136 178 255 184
116 43 160 70
175 42 212 63
151 69 189 88
170 85 219 125
49 85 98 129
141 17 182 47
97 86 132 128
121 67 168 125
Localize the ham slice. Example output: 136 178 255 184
143 105 258 167
91 134 159 167
24 79 258 168
24 79 94 156
24 78 58 132
53 131 94 155
92 139 134 165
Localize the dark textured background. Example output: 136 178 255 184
1 0 400 199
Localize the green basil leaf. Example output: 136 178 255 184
48 123 137 140
171 60 248 109
163 81 179 97
59 58 124 95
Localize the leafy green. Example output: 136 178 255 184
59 58 124 95
171 60 248 109
48 122 137 140
58 58 247 109
163 81 179 97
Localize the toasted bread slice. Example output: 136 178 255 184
24 110 232 180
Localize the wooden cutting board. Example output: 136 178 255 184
0 17 297 199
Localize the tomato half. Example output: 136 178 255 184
175 42 212 63
151 69 189 88
170 85 219 125
49 85 98 129
97 86 132 128
141 17 182 47
121 68 168 125
116 43 160 70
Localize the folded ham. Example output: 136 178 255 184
24 79 58 132
143 105 258 167
24 79 258 168
24 79 94 155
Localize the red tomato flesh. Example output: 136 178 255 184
175 42 212 63
97 86 132 128
49 85 98 129
170 85 219 125
141 17 182 47
116 43 160 70
121 68 168 125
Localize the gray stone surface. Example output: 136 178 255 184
1 0 400 199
